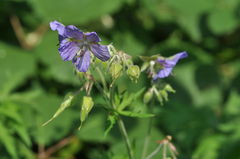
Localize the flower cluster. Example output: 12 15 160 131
50 21 111 72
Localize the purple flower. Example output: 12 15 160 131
50 20 111 72
153 51 188 79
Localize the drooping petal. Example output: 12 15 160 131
58 39 80 61
65 25 84 40
90 44 110 61
154 51 188 79
50 21 65 36
154 67 173 80
157 51 188 68
73 50 91 72
85 32 101 43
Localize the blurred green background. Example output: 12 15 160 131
1 0 240 159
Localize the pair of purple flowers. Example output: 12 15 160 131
50 21 188 79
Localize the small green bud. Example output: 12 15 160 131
143 90 153 104
160 90 168 101
80 96 94 122
127 65 140 82
110 63 123 80
141 62 149 72
154 90 163 105
164 84 176 93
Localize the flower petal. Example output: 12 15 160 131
58 39 80 61
90 44 110 61
50 21 65 36
154 67 173 80
73 50 91 72
85 32 101 43
64 25 84 40
157 51 188 68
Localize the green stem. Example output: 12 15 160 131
117 117 134 159
110 85 134 159
141 117 153 159
96 67 108 93
94 66 134 159
145 144 162 159
141 102 154 159
163 143 166 159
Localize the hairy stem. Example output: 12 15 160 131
141 117 153 159
145 144 162 159
96 67 108 93
117 117 134 159
110 86 134 159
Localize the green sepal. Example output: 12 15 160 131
79 96 94 130
42 93 74 126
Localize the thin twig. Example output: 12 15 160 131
37 136 75 159
10 15 48 50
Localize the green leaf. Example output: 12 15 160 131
118 110 154 118
193 135 224 159
113 31 146 55
0 123 17 159
14 124 31 147
104 114 117 137
208 8 238 34
0 42 36 98
117 88 145 111
31 0 124 24
224 90 240 115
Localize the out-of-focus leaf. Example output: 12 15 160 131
193 135 224 159
224 90 240 115
113 31 146 55
0 42 35 98
31 0 124 24
0 123 17 159
14 124 31 147
208 0 239 34
77 112 113 142
142 0 215 41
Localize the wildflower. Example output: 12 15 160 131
50 20 111 72
154 51 188 79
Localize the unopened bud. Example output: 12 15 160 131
110 63 123 80
127 65 140 82
81 96 94 122
160 90 168 101
164 84 176 93
143 89 153 104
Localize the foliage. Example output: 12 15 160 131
1 0 240 159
